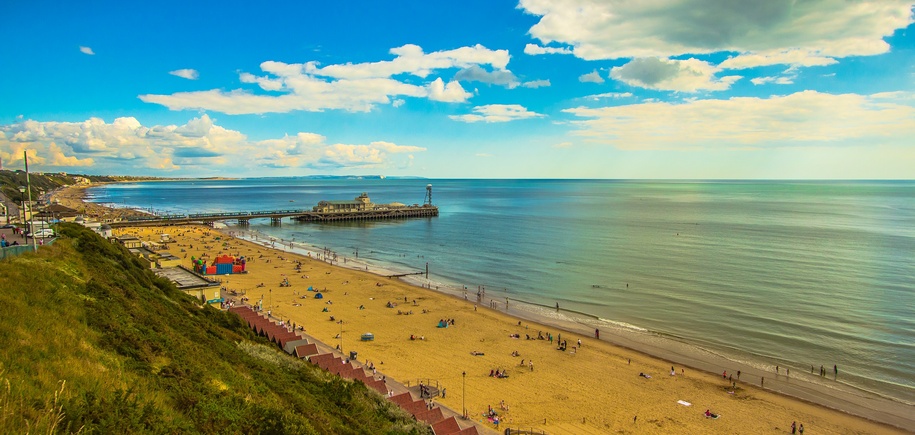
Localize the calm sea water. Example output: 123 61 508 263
87 178 915 404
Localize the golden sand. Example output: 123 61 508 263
113 224 903 434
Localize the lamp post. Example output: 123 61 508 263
462 371 466 419
23 152 37 252
338 320 344 353
18 186 26 236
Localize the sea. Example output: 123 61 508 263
86 178 915 406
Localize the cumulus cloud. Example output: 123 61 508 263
522 79 551 88
583 92 633 100
141 44 510 114
0 115 425 174
579 70 604 83
751 75 795 85
79 46 95 55
427 78 472 102
610 58 741 92
523 43 573 55
449 104 545 123
719 49 839 69
454 65 519 88
563 91 915 150
169 69 199 80
519 0 914 66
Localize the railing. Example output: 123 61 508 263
0 238 55 260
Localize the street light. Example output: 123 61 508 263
338 320 344 353
18 186 26 233
18 186 25 223
462 371 466 419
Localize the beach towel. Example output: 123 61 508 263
677 400 691 406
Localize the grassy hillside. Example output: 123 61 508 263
0 223 429 434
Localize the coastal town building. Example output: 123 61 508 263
114 235 143 249
312 192 373 212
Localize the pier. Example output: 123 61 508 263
107 187 438 228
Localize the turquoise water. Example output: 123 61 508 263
87 178 915 404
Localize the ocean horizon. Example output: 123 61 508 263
86 178 915 405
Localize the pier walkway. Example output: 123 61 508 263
108 205 438 228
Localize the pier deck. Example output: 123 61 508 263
107 206 438 228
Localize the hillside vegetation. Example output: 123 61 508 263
0 223 428 434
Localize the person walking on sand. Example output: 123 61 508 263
529 360 533 371
791 421 797 434
799 423 804 434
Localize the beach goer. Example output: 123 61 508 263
737 370 741 380
799 423 804 434
791 421 796 434
595 328 600 339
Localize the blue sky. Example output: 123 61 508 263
1 0 913 179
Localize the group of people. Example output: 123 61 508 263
0 234 20 247
418 382 432 398
791 421 805 434
489 368 509 378
437 318 455 328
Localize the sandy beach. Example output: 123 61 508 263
107 221 908 435
53 185 150 221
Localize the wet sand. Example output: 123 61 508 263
113 223 908 434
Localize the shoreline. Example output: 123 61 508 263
224 226 914 432
65 184 912 432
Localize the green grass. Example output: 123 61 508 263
0 223 429 434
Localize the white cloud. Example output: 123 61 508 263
521 79 551 88
579 70 604 83
449 104 545 123
140 44 510 114
453 65 520 88
169 69 200 80
314 44 510 79
519 0 914 66
719 49 839 69
0 115 425 174
523 43 573 56
563 91 915 150
79 46 95 55
428 78 472 102
583 92 633 100
392 99 405 108
610 58 741 92
553 141 573 148
750 75 795 85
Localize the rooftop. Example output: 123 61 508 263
153 266 219 290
